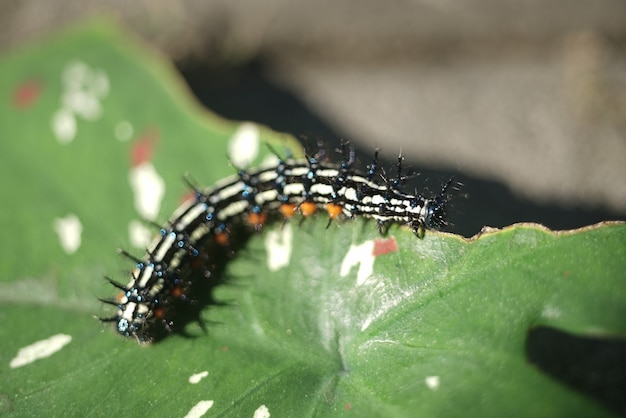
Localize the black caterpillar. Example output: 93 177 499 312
100 146 452 343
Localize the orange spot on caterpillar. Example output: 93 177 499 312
247 212 267 228
280 203 297 219
326 203 343 220
170 286 184 299
190 255 204 269
300 201 316 217
214 232 229 246
154 306 166 319
372 237 398 257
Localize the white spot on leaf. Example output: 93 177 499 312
253 405 270 418
425 375 440 390
51 108 76 144
184 400 214 418
129 162 165 221
62 90 102 121
87 68 110 98
62 61 89 90
115 120 134 141
360 316 374 332
129 220 153 248
541 305 561 319
261 153 279 167
53 214 82 254
188 371 209 384
228 122 259 167
52 60 109 143
62 60 109 99
10 334 72 368
340 240 375 285
265 223 293 271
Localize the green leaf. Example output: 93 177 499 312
1 21 624 417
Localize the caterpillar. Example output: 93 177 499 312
100 145 452 344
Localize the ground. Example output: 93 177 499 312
2 0 625 236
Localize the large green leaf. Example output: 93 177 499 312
1 21 624 417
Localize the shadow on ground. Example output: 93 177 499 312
177 56 626 238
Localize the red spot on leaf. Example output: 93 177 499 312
180 190 196 205
221 346 228 352
345 402 351 411
130 127 160 167
13 78 42 109
372 237 398 257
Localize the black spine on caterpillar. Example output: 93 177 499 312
99 150 454 343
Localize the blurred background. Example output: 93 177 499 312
2 0 625 237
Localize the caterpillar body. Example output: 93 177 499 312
100 148 452 343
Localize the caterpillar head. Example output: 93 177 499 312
424 196 448 230
424 178 454 231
